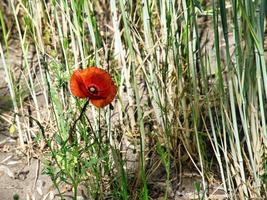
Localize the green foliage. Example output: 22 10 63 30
12 193 19 200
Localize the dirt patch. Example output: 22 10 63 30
0 134 51 200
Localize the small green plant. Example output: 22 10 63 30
156 144 170 199
13 193 19 200
194 181 205 200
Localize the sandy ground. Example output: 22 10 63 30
0 133 52 200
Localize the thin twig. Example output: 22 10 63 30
33 159 40 191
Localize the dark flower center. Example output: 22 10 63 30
88 86 97 94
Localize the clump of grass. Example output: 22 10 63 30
1 0 266 199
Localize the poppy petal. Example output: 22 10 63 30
91 83 117 108
70 70 89 98
82 68 113 96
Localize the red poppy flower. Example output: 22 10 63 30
70 66 117 108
